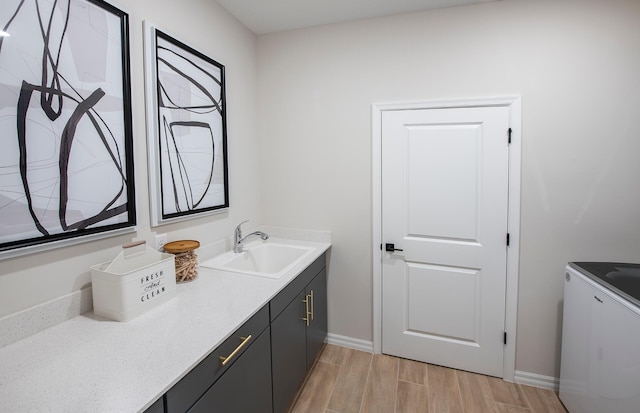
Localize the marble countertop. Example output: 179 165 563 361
0 236 330 413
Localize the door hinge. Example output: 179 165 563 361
506 233 510 246
508 128 512 144
504 331 507 345
380 243 382 251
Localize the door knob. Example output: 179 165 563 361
385 243 403 252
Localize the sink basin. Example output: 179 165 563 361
200 242 313 279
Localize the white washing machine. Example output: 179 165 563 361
560 262 640 413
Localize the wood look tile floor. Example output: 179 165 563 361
289 345 567 413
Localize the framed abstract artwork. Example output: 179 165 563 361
144 22 229 226
0 0 135 258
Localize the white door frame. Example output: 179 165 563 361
372 96 521 381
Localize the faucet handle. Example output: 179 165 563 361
235 220 249 235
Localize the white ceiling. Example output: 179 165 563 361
215 0 499 35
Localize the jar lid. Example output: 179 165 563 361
163 240 200 253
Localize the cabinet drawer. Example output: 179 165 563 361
166 305 270 413
270 253 326 321
189 326 272 413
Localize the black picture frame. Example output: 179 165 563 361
144 24 229 226
0 0 136 257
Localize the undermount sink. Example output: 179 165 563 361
200 241 313 279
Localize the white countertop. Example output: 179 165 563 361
0 237 330 413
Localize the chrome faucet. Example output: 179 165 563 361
234 220 269 253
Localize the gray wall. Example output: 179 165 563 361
257 0 640 378
3 0 639 381
0 0 261 317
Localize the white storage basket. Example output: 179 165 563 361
90 240 176 321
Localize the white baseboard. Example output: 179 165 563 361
514 370 559 390
326 333 374 353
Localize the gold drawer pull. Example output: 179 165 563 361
219 335 252 366
310 290 314 321
302 295 311 326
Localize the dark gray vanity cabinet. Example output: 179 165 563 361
271 255 327 413
164 305 271 413
152 252 327 413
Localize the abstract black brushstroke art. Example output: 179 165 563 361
0 0 135 255
145 24 228 226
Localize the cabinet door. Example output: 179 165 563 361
144 396 165 413
306 268 327 370
271 290 308 413
188 327 272 413
271 254 326 321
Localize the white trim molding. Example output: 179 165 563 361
326 333 374 353
371 96 522 382
515 370 560 391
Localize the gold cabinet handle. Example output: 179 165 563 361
302 295 311 326
310 290 314 321
219 335 252 366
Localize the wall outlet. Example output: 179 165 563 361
154 233 167 251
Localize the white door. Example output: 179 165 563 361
381 106 510 377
